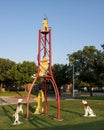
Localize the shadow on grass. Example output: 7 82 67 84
50 105 82 117
26 114 53 129
0 97 8 104
16 91 22 96
23 102 35 116
22 103 55 128
1 105 14 122
25 119 104 130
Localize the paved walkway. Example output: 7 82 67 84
0 92 104 105
0 95 56 105
0 96 35 105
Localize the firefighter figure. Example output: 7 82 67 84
39 56 49 76
42 18 48 31
34 89 45 114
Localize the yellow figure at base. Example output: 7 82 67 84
34 90 45 114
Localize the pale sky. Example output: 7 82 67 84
0 0 104 65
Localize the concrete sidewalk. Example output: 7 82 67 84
0 95 56 105
0 96 35 105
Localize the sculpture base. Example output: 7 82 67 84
11 122 24 125
83 115 96 117
54 118 63 121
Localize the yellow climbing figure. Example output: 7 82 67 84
34 90 45 114
42 18 48 31
39 56 48 76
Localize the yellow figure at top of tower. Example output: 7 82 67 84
42 18 49 31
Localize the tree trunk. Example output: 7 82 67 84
89 87 93 96
0 84 3 92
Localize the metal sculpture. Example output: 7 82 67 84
26 18 61 120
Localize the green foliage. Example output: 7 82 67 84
0 58 37 90
52 64 72 87
17 61 37 84
67 46 104 89
0 58 16 83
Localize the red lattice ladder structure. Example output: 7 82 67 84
26 27 61 120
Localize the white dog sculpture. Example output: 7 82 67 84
82 100 96 117
13 99 23 125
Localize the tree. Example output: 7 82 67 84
52 64 72 90
16 61 37 84
101 44 104 51
0 58 38 91
6 65 22 84
0 58 16 84
67 46 104 96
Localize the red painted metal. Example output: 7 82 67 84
26 29 61 120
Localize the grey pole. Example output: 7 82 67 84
73 64 75 97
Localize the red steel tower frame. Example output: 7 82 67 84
26 29 61 120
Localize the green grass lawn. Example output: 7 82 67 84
0 95 104 130
0 91 28 96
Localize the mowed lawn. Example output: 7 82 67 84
0 95 104 130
